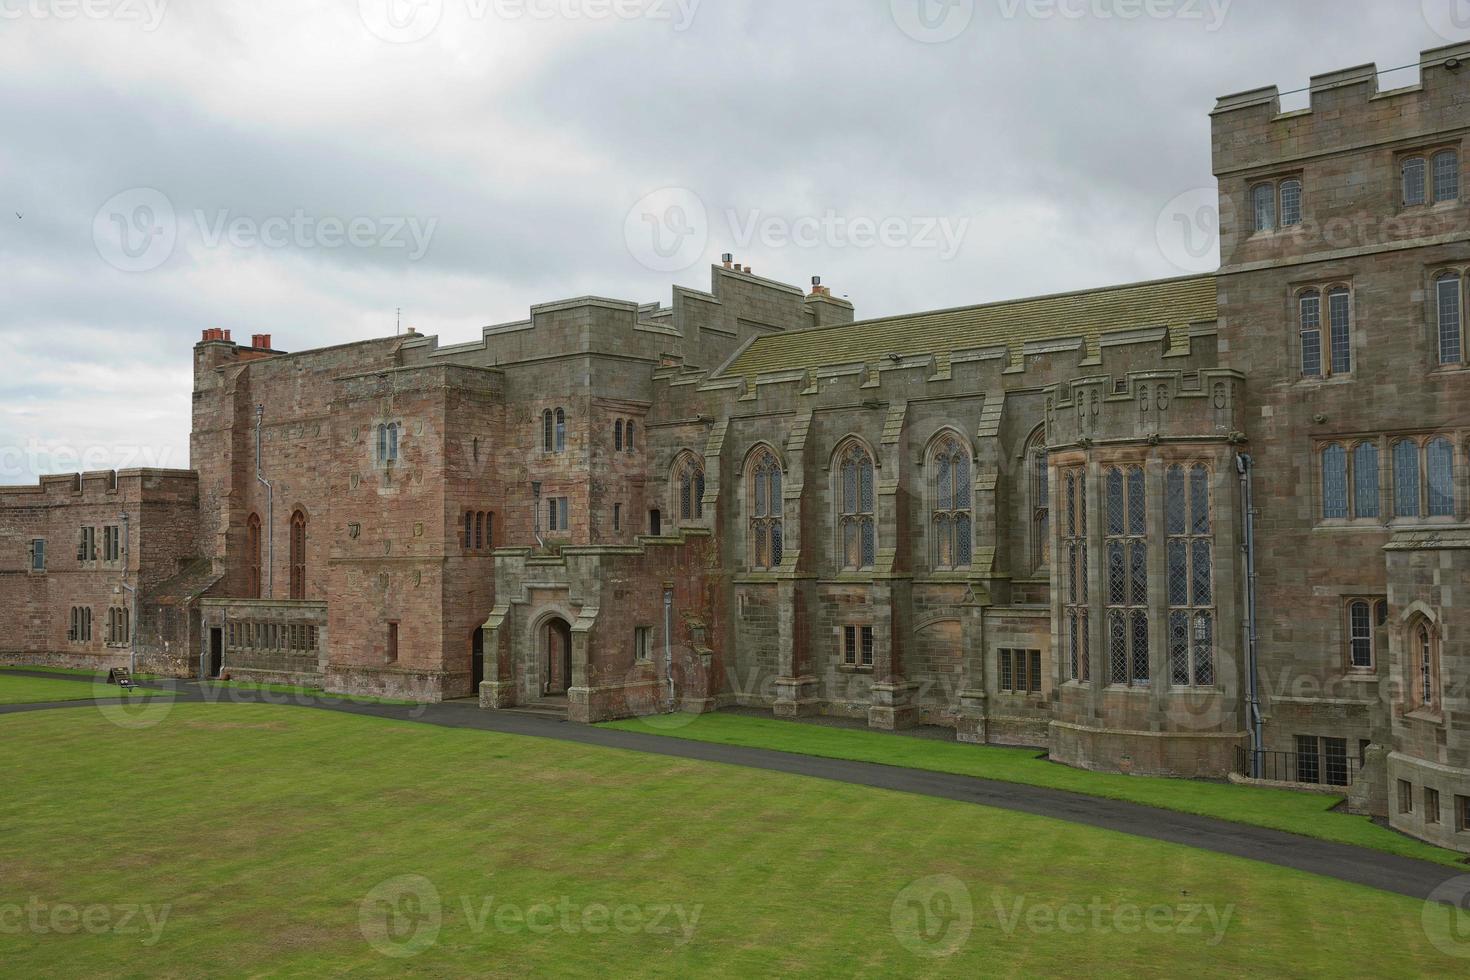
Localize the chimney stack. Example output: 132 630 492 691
721 253 734 269
252 333 272 350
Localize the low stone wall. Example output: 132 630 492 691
1049 720 1246 778
0 650 129 673
326 664 446 703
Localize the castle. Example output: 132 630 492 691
4 44 1469 853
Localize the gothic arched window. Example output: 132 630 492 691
748 449 783 569
837 441 876 570
675 453 706 522
929 434 972 570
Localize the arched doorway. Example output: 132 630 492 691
543 618 573 697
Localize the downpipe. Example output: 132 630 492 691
1237 453 1264 779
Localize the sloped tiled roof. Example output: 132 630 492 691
722 274 1217 379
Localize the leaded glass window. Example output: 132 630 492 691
930 435 972 569
1433 150 1459 203
1252 183 1275 232
676 453 706 522
1299 290 1322 377
1105 465 1149 686
1166 464 1214 687
1322 445 1348 519
1438 274 1462 365
1427 438 1455 517
1062 468 1089 683
1279 179 1302 227
1394 440 1422 518
838 442 877 570
1328 288 1351 376
1353 443 1380 519
748 450 784 570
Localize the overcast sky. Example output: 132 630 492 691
0 0 1454 482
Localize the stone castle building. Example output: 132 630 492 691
3 45 1469 851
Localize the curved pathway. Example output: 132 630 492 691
1 671 1464 902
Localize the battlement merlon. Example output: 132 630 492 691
1210 42 1470 178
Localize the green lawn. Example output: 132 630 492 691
1 704 1466 976
0 673 157 706
601 713 1468 868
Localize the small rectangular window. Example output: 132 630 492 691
1296 735 1321 785
1438 275 1462 365
1403 157 1427 207
999 649 1013 692
31 539 45 572
1279 179 1302 226
1457 795 1470 832
1399 779 1415 814
613 504 622 531
860 626 874 668
1029 650 1042 694
635 626 651 662
1433 150 1459 203
1426 787 1442 825
387 622 399 664
843 626 857 666
1323 737 1348 787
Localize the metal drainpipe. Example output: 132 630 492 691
1237 453 1264 779
255 405 274 599
663 588 675 713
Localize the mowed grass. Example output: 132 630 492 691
0 673 159 706
1 705 1467 977
601 713 1467 867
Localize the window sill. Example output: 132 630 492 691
1405 709 1445 725
837 664 874 674
1103 685 1152 694
1342 670 1379 681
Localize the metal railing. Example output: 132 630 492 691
1235 746 1358 788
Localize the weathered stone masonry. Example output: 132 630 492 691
3 45 1468 852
